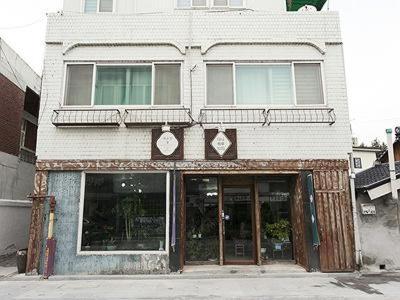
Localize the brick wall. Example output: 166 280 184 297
0 73 24 156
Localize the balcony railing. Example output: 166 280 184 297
266 108 336 125
123 108 194 128
199 109 267 125
51 109 122 127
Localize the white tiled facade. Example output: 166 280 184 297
37 1 352 161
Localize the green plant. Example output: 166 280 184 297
265 219 291 242
117 194 145 241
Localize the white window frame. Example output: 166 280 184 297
77 171 170 256
62 62 183 108
205 61 327 107
292 61 327 107
175 0 209 9
82 0 116 13
211 0 246 8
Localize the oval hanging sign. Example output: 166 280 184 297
156 131 179 156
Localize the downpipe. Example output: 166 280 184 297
348 152 363 269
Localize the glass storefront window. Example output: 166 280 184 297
80 173 167 252
258 177 293 261
185 177 219 263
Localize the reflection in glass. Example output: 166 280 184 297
185 177 219 263
81 173 166 251
223 187 254 261
259 178 293 261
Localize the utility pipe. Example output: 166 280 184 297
386 128 400 233
348 152 363 267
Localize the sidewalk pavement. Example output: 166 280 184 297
0 269 399 300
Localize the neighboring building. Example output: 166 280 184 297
0 38 41 256
27 0 356 275
378 133 400 163
355 162 400 271
352 147 380 173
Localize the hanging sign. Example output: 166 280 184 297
205 129 237 160
151 128 184 160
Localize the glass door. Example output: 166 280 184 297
223 186 255 264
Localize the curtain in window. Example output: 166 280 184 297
65 65 93 106
177 0 191 7
207 65 234 105
236 65 293 105
84 0 97 13
294 63 324 105
95 66 152 105
229 0 243 6
99 0 113 12
193 0 207 6
154 64 181 105
214 0 228 6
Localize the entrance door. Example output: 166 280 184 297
222 186 255 264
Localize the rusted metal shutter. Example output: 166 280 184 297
314 170 355 272
291 175 309 270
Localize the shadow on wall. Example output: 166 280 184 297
357 192 400 271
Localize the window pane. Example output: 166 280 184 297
82 173 167 252
99 0 113 12
95 66 152 105
154 64 181 105
84 0 97 13
177 0 191 7
229 0 243 6
192 0 207 6
236 65 293 105
207 64 234 105
65 65 93 106
294 63 324 105
214 0 228 6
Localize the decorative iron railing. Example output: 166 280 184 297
198 109 267 125
266 108 336 125
51 109 122 127
123 108 194 127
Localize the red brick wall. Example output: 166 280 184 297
0 73 25 156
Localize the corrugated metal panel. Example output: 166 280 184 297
314 170 355 272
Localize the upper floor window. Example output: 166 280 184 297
354 158 362 169
176 0 208 8
206 62 324 106
64 63 181 106
84 0 114 13
213 0 244 8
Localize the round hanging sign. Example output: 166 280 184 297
156 131 179 156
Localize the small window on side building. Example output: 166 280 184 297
84 0 114 13
354 158 362 169
99 0 114 12
84 0 98 13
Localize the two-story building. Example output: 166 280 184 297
27 0 356 275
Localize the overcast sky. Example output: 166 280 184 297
0 0 399 145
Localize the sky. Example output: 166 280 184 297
0 0 399 145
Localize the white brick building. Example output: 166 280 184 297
28 0 356 276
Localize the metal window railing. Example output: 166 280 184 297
199 108 267 125
123 108 194 128
266 108 336 125
51 109 122 127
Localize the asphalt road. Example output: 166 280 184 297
0 273 400 299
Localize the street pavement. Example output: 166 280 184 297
0 272 400 299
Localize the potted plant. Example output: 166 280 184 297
265 219 291 242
